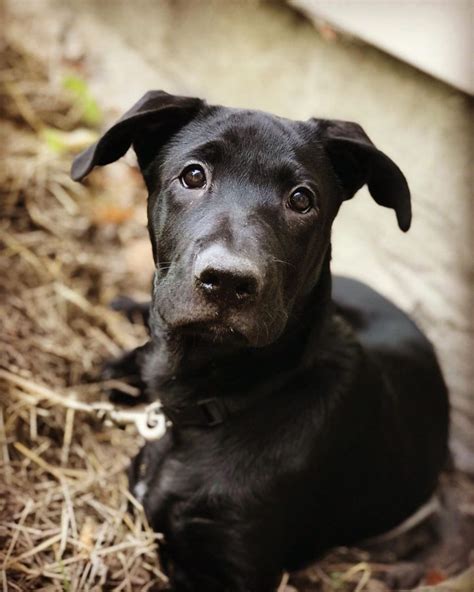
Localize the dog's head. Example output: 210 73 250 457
72 91 410 347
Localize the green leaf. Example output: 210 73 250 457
41 127 68 153
62 73 102 127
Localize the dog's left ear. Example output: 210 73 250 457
317 119 411 231
71 90 204 182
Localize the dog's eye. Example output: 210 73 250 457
287 187 314 213
180 164 206 189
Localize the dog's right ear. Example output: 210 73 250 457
70 90 204 182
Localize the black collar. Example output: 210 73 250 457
159 339 317 429
161 397 230 427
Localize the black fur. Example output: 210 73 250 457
72 91 449 592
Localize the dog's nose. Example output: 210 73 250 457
194 246 262 304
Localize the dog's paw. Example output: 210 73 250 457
110 295 150 326
106 382 146 406
101 348 148 405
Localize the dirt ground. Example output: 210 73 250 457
1 1 473 590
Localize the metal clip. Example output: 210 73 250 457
134 401 168 440
91 400 168 441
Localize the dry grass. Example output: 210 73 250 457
1 25 473 592
0 31 167 592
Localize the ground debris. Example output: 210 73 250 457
1 27 164 592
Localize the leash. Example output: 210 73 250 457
0 368 169 441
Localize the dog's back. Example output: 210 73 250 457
332 275 449 516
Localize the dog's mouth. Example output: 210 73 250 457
154 280 288 348
178 321 249 345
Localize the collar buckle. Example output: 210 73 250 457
196 398 228 426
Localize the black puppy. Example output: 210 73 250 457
72 91 449 592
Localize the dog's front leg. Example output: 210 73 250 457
160 513 283 592
133 461 283 592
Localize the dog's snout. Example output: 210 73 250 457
194 246 262 304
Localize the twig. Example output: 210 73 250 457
13 441 86 480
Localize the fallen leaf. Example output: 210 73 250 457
424 569 447 585
92 204 135 225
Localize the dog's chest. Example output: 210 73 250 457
133 412 318 533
